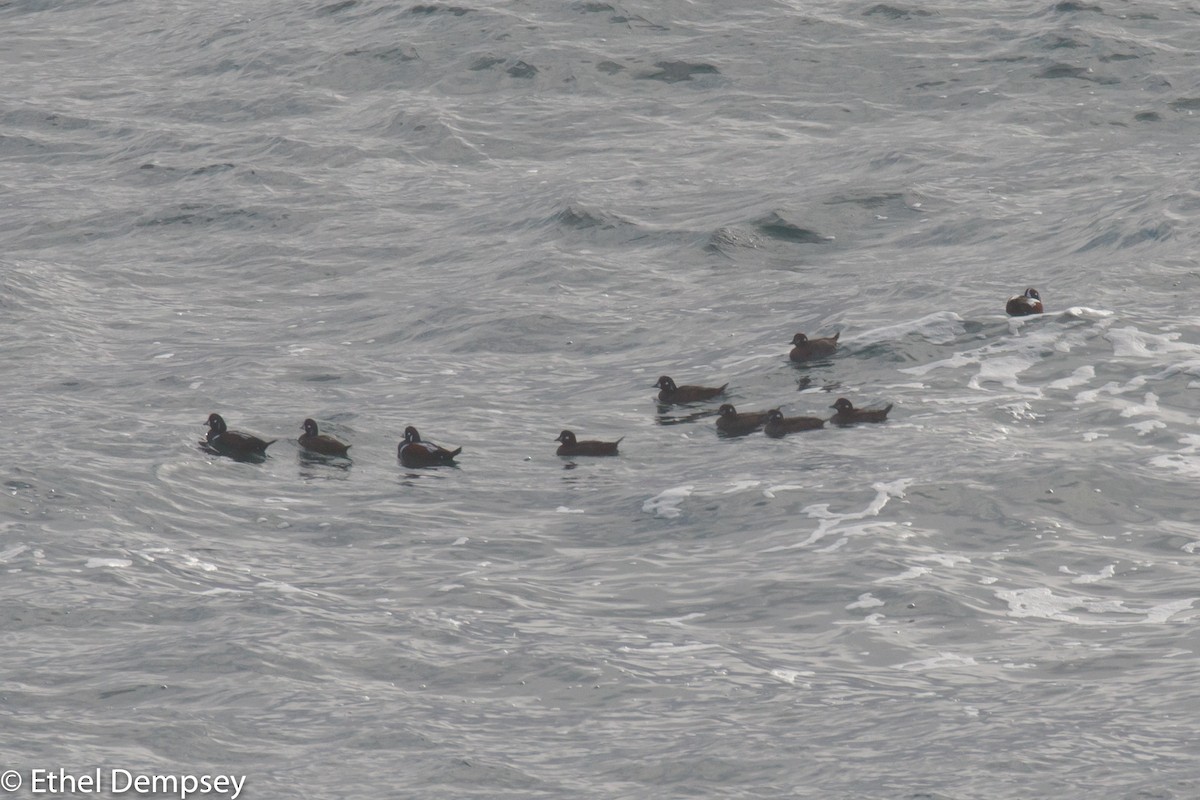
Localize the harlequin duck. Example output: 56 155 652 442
829 397 892 426
789 331 839 362
654 375 728 404
298 418 351 457
398 426 461 467
203 413 275 459
1006 288 1043 316
763 408 825 438
715 404 769 436
555 430 622 456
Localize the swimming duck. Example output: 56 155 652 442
829 397 892 426
555 430 622 457
298 418 351 457
654 375 728 404
789 331 839 362
715 403 770 436
1006 288 1043 316
398 426 461 467
763 408 825 438
203 413 275 459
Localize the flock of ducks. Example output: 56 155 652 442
200 289 1043 467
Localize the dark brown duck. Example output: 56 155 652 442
763 408 825 438
789 331 839 362
829 397 892 426
398 426 461 467
203 413 275 459
654 375 728 404
298 418 351 457
1006 288 1043 316
715 403 770 436
555 430 622 457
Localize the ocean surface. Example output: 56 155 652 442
3 1 1200 797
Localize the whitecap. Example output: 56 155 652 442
1106 326 1199 358
642 485 693 519
914 554 971 568
0 545 29 562
769 668 812 686
86 557 132 568
1062 306 1114 319
995 586 1180 624
875 565 932 583
766 480 910 550
896 652 978 671
1143 598 1194 624
854 310 966 347
1047 365 1095 391
1068 564 1116 584
967 353 1041 395
846 592 885 610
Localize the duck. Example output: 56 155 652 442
829 397 892 426
715 403 770 436
298 418 351 457
654 375 728 404
763 408 825 438
555 430 622 457
789 331 839 362
398 426 461 467
203 413 275 459
1006 288 1043 316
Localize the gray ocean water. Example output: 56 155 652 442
3 1 1200 797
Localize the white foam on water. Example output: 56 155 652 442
180 554 218 572
875 565 933 583
996 587 1194 624
846 592 885 610
854 311 966 347
766 479 911 551
652 612 706 626
0 545 29 562
1147 434 1200 477
967 353 1042 395
86 557 133 568
1062 306 1114 319
900 324 1059 399
895 652 978 671
257 580 319 597
769 668 812 686
1143 598 1196 624
1105 326 1197 358
642 485 694 519
999 400 1039 420
1046 365 1095 391
762 483 806 499
913 553 971 568
1065 564 1116 584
